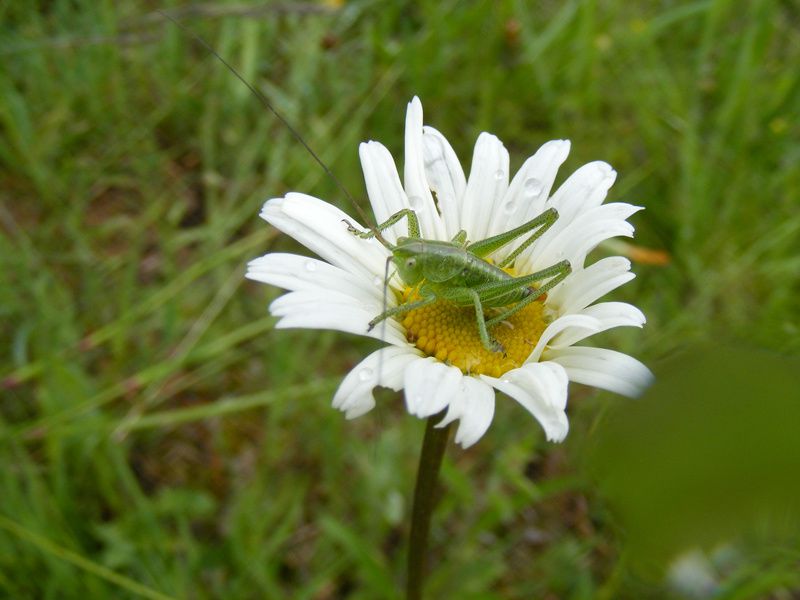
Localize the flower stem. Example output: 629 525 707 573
406 414 452 600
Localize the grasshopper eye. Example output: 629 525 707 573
405 258 417 269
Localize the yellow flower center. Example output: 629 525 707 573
400 286 549 378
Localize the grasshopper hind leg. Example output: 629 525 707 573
481 260 572 331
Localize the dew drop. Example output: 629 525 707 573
358 368 373 382
503 200 517 214
494 169 505 181
373 275 383 287
408 195 423 209
304 260 317 272
523 177 543 197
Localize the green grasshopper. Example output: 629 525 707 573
344 207 571 354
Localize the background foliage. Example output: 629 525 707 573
1 0 798 598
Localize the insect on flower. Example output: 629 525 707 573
344 203 570 355
247 97 654 447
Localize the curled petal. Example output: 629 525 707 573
333 347 423 418
436 377 495 448
483 362 570 442
404 358 463 418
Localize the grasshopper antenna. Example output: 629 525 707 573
157 10 383 237
160 10 397 408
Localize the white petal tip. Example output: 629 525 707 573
258 197 283 219
543 412 570 443
407 97 423 121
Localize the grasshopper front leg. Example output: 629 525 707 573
344 208 421 241
466 207 559 268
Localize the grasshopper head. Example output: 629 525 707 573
393 238 425 285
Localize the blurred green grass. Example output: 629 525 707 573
1 0 798 598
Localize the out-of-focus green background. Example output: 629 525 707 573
1 1 798 598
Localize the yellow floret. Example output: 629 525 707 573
401 287 548 377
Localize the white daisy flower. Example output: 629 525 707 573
246 97 653 448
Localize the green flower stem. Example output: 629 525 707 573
406 413 452 600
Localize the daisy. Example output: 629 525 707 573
246 97 652 448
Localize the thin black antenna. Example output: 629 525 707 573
157 9 377 229
160 11 400 435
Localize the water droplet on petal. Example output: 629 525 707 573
373 275 383 287
524 177 543 197
304 260 317 272
504 200 517 214
358 368 373 382
494 169 505 181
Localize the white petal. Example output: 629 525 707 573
260 193 389 282
525 203 641 271
403 358 463 418
460 132 510 241
246 253 390 304
547 257 635 314
436 377 495 448
422 125 466 238
516 161 616 268
333 346 423 418
545 346 654 397
490 139 571 245
404 97 446 240
526 314 602 363
269 290 406 346
359 141 410 244
547 161 617 226
483 362 570 442
550 302 646 348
